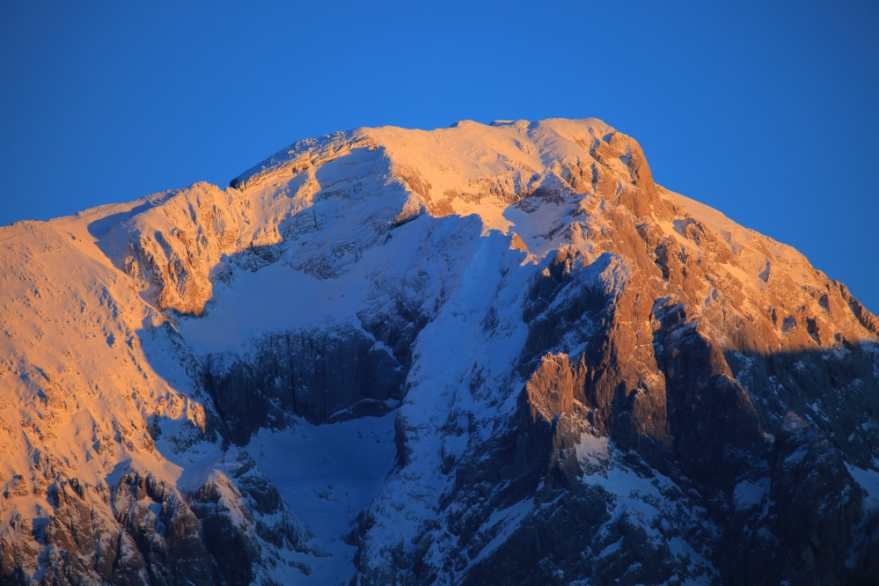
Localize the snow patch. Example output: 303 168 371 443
733 479 769 511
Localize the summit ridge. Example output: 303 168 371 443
0 118 877 585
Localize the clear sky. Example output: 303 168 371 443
1 1 877 311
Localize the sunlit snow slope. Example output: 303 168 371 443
1 118 878 586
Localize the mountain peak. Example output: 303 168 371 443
1 118 877 585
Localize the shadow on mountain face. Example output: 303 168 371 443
710 343 879 586
121 259 879 586
200 327 406 444
83 184 879 586
87 191 178 252
454 332 879 586
725 345 879 464
452 255 879 586
87 202 154 242
647 326 879 585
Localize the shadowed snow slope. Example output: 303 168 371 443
1 118 878 586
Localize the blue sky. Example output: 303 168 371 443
1 1 877 310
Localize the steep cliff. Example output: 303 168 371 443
0 118 877 585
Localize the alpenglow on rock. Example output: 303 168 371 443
0 118 877 585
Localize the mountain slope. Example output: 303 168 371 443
1 118 877 586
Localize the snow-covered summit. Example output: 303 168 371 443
1 118 878 585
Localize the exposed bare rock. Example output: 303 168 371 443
1 118 877 585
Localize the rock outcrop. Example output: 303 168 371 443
0 118 877 585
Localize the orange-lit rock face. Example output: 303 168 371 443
82 118 875 354
0 118 877 585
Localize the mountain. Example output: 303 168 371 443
0 118 877 586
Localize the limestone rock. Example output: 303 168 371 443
1 118 877 585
